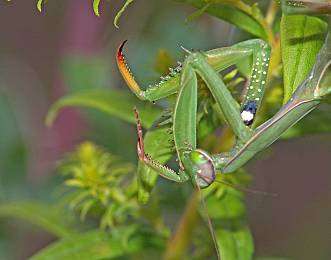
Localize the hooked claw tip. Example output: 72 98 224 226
133 107 139 117
118 40 128 53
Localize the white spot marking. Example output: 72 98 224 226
241 111 254 122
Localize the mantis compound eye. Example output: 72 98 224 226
190 149 216 188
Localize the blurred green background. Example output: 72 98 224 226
0 0 330 259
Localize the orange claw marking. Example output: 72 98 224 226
116 40 142 95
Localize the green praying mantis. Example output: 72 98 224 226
117 0 331 192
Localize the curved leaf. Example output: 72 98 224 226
176 0 268 40
281 15 327 103
93 0 101 16
0 201 75 238
114 0 134 28
30 226 165 260
217 225 254 260
207 187 254 260
46 90 162 129
37 0 44 12
31 230 124 260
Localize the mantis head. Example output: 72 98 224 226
186 149 216 188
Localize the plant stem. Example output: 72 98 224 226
266 0 279 27
162 191 199 260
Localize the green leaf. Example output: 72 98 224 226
281 15 327 103
30 226 165 260
0 201 75 238
93 0 101 16
46 90 162 128
37 0 44 12
137 126 175 203
207 188 254 260
207 189 246 220
31 230 124 260
114 0 134 28
254 256 292 260
217 225 254 260
175 0 268 40
185 3 211 23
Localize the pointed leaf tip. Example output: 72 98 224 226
37 0 43 12
93 0 101 16
114 0 134 28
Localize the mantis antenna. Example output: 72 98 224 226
196 184 221 260
213 179 278 197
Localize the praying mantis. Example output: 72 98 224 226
115 1 331 258
116 1 331 192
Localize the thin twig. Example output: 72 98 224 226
162 191 199 260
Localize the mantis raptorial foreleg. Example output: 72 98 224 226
117 39 270 120
134 108 189 183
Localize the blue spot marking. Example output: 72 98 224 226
241 101 257 126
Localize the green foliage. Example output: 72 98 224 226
36 0 43 12
46 89 161 128
43 1 331 258
281 15 327 103
113 0 135 28
92 0 101 16
2 1 331 259
31 226 165 260
176 0 271 42
36 0 135 28
0 201 75 237
60 142 139 228
205 171 254 260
